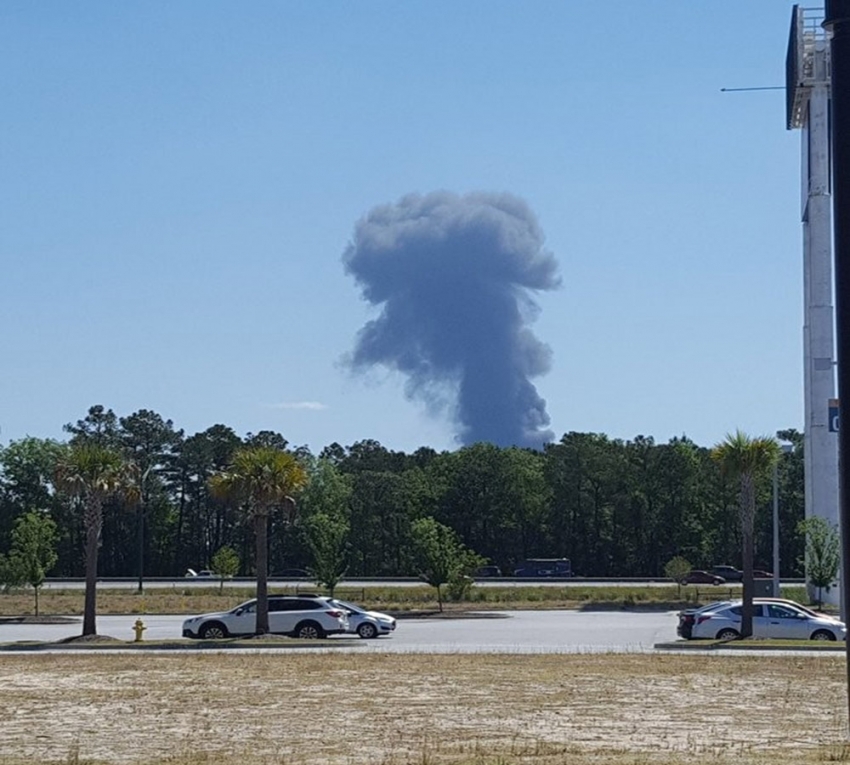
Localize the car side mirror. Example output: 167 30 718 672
235 608 244 616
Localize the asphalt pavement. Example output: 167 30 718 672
0 609 681 653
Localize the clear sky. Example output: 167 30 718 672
0 1 814 454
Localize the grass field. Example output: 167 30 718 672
1 652 848 765
0 584 814 618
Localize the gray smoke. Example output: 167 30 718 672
342 190 560 449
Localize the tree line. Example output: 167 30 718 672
0 405 807 585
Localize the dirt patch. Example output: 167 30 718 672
0 616 79 625
55 634 122 644
0 652 845 765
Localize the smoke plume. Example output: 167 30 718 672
342 191 560 449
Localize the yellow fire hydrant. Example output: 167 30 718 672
132 618 147 642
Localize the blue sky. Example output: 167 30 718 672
1 1 811 454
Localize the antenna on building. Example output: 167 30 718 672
720 86 785 92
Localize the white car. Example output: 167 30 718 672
182 595 349 639
330 598 397 639
690 601 846 641
185 568 214 578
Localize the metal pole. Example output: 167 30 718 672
824 0 850 736
772 461 780 598
137 500 144 593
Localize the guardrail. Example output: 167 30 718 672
42 576 808 585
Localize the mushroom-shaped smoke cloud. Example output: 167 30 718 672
343 191 560 449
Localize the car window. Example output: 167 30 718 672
276 599 321 611
767 604 802 619
727 604 770 617
236 602 256 614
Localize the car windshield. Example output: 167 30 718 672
332 599 365 614
232 601 256 614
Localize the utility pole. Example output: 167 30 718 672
823 0 850 732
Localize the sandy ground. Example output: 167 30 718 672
1 652 848 764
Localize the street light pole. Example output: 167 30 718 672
137 464 153 594
772 459 780 598
772 444 793 598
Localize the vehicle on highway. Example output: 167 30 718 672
329 598 397 638
185 568 214 578
271 568 310 578
679 570 725 586
182 595 349 639
475 565 502 578
514 558 573 577
688 601 846 641
710 565 742 582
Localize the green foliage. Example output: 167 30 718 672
7 510 58 614
410 516 484 610
664 556 691 582
445 574 476 602
54 441 132 635
210 546 240 593
0 403 812 589
210 447 308 517
294 458 353 596
798 516 841 606
303 512 349 596
0 552 25 592
210 446 309 634
711 431 780 638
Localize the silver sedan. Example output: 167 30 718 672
690 602 846 641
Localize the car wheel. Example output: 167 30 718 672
716 628 740 640
294 621 325 639
357 622 379 639
199 622 228 640
811 629 837 641
679 579 689 586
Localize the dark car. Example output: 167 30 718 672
710 565 743 582
271 568 310 579
475 565 502 578
513 558 573 578
680 570 726 586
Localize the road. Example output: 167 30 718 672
0 610 680 653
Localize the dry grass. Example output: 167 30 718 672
0 585 812 618
1 652 848 765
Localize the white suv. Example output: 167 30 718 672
182 595 349 639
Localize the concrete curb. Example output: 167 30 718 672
654 640 846 652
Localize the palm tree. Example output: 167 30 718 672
54 443 132 636
711 431 780 639
209 446 308 635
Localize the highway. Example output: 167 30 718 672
39 576 787 590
